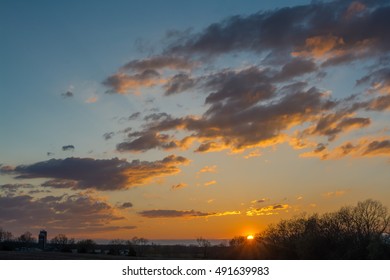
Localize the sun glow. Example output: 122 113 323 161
247 235 254 240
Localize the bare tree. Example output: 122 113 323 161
196 237 211 258
18 231 36 247
51 234 75 252
132 236 149 257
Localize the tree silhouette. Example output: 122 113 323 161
76 239 96 253
196 237 211 258
17 231 36 248
257 199 390 259
50 234 75 252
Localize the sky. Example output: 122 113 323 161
1 0 390 241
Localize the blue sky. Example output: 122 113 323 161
1 0 390 240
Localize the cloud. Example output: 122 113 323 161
302 114 371 141
62 145 75 151
166 1 390 63
125 83 336 153
117 131 180 152
250 198 269 204
102 0 390 160
128 112 141 120
61 91 74 98
1 155 190 191
0 192 133 234
0 183 35 196
171 183 188 190
246 204 290 216
103 70 165 94
138 209 240 218
204 180 217 186
302 137 390 159
138 209 212 218
322 190 347 198
118 202 133 209
363 139 390 156
356 67 390 95
197 165 217 174
103 132 115 140
164 73 196 95
121 55 195 72
244 149 261 159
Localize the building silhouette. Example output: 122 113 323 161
38 230 47 250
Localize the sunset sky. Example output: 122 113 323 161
1 0 390 241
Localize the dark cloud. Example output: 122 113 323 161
144 112 170 121
1 155 189 191
119 202 133 209
122 84 336 153
171 183 188 190
117 131 180 152
363 139 390 156
167 0 390 62
138 209 214 218
128 112 141 120
0 192 132 234
62 145 75 151
356 67 390 95
103 132 115 140
47 152 54 157
303 114 371 141
61 91 74 98
164 73 196 95
0 183 35 196
101 0 390 159
274 58 318 81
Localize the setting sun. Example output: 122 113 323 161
247 235 254 240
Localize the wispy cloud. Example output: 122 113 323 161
171 183 188 190
197 165 217 174
246 204 290 216
138 209 239 218
204 180 217 187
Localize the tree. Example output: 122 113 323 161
51 234 75 252
229 236 246 247
18 231 36 247
0 228 13 242
108 239 126 255
131 236 149 257
76 239 96 253
196 237 211 258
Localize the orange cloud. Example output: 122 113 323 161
103 70 166 94
138 209 240 218
204 180 217 187
322 190 347 198
244 149 261 159
292 35 345 58
197 165 217 174
246 204 290 216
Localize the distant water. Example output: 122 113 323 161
150 239 229 246
93 239 229 246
